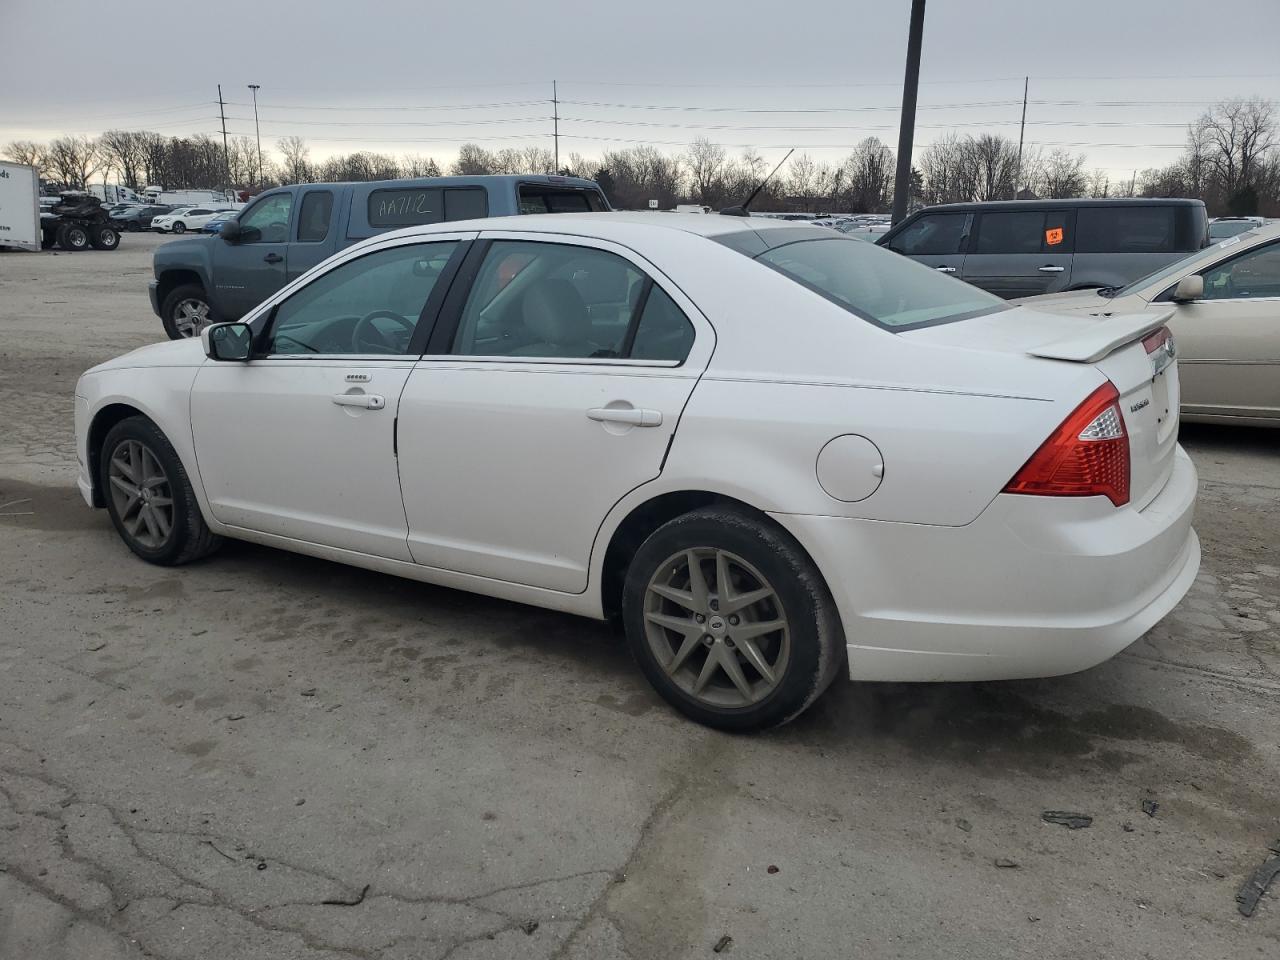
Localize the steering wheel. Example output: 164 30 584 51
351 310 415 354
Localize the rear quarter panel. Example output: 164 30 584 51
1069 251 1184 290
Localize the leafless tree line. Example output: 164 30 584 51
6 98 1277 214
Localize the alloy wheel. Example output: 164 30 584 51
173 298 211 337
643 547 790 708
107 439 175 550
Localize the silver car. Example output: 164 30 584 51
1021 224 1280 426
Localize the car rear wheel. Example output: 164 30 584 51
56 223 90 251
622 507 843 731
90 226 120 250
100 416 221 566
161 284 216 339
172 221 186 234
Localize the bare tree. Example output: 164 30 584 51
685 138 728 205
1087 168 1111 198
1037 149 1088 198
44 136 103 189
1193 97 1276 208
98 130 150 189
276 136 312 184
451 143 498 176
3 139 45 168
839 137 895 211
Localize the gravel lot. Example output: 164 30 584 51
1 235 1278 959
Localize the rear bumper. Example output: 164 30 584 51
771 444 1200 682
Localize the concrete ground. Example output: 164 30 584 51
1 235 1278 960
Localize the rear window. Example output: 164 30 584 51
367 187 489 227
519 187 609 214
1076 206 1182 254
755 237 1005 331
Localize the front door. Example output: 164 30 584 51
396 234 709 592
191 237 467 558
963 209 1073 298
1170 239 1280 420
212 191 294 319
883 211 971 279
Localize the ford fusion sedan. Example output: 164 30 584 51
1021 222 1280 426
74 213 1199 729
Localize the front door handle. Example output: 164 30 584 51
332 393 385 410
587 406 662 427
1038 265 1065 273
263 252 283 263
935 265 957 273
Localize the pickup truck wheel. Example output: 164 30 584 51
90 226 120 250
171 221 186 234
161 284 216 340
56 222 90 251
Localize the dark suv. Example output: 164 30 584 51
150 174 610 339
878 198 1209 298
112 204 174 232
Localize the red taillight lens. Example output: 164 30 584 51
1141 326 1172 354
1003 382 1130 507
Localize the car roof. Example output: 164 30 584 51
916 197 1205 212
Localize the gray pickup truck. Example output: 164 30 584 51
149 174 610 338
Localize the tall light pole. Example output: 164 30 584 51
247 83 263 191
890 0 926 225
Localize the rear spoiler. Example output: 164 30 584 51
1027 309 1174 363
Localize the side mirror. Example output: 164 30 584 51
219 219 242 242
1172 274 1203 302
202 322 253 362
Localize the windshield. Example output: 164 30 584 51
1107 230 1261 299
1208 220 1256 240
753 236 1006 330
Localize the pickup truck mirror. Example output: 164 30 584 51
202 322 253 362
219 219 242 242
1171 274 1203 302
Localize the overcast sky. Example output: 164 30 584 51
2 0 1277 179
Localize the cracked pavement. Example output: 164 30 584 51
2 236 1279 958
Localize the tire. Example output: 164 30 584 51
90 225 120 250
56 222 90 251
171 221 186 234
622 507 843 731
160 283 216 340
99 416 222 566
126 220 141 232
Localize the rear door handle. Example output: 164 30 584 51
587 407 662 427
935 265 957 274
1038 265 1065 273
332 393 385 410
263 252 283 263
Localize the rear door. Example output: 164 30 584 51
1168 238 1280 421
963 208 1073 298
211 191 294 319
882 212 971 278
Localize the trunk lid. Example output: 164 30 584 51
904 305 1181 510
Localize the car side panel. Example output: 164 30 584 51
1068 251 1185 290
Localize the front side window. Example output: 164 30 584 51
756 236 1005 330
1076 206 1175 254
267 241 459 355
451 240 690 361
239 193 293 244
1201 241 1280 300
297 190 334 242
889 214 968 256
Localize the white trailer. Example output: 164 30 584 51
0 161 41 252
142 187 231 206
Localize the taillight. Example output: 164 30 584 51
1003 382 1130 507
1141 326 1171 355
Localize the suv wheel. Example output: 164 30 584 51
100 416 222 566
172 221 186 234
161 284 216 339
622 507 843 731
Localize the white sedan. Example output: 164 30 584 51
74 213 1200 729
151 207 231 234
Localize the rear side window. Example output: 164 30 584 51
297 190 333 242
976 211 1043 254
630 286 695 362
888 213 968 255
367 187 489 227
1076 206 1176 254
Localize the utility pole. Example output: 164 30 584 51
248 83 263 191
552 80 560 173
890 0 926 225
1014 75 1028 199
217 84 231 194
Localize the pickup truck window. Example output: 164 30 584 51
297 190 334 242
368 187 489 228
239 194 293 244
518 187 608 214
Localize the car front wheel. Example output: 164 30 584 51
100 416 221 566
171 221 186 234
622 507 843 731
160 283 216 339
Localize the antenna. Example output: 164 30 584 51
720 148 794 217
